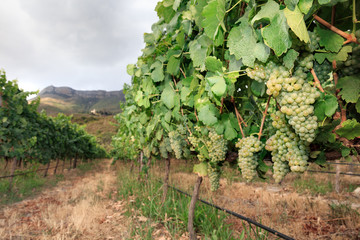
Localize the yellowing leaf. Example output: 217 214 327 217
284 6 309 43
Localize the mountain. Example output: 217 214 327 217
36 86 125 115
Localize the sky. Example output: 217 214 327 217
0 0 160 93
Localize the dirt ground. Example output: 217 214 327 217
0 160 133 239
1 159 360 239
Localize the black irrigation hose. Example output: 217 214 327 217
161 180 295 240
307 170 360 177
326 162 360 166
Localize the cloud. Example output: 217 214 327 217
0 0 159 91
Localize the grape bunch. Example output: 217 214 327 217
143 146 151 158
247 55 320 143
188 126 227 191
314 60 333 88
169 130 188 159
235 135 264 182
338 45 360 77
188 126 227 164
208 165 221 191
305 31 320 52
266 111 309 183
159 137 172 159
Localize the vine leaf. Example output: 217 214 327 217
283 49 299 69
161 84 176 109
335 119 360 140
167 56 180 75
298 0 313 14
127 64 135 76
316 26 343 52
151 61 164 82
189 36 211 70
337 76 360 103
314 94 338 121
211 77 227 97
205 56 223 72
356 99 360 113
224 118 237 140
228 21 269 67
198 104 218 126
284 0 299 11
251 81 266 97
314 45 352 64
202 0 226 46
193 162 208 176
284 6 309 43
261 12 291 56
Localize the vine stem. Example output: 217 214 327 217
194 109 199 122
313 14 359 44
180 67 186 78
220 97 224 114
226 0 242 13
231 97 247 126
233 102 245 138
310 69 325 93
258 96 271 140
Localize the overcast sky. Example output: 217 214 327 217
0 0 160 93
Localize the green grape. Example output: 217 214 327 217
208 165 221 191
235 135 264 182
169 130 187 159
247 56 320 144
266 111 309 183
313 60 333 88
339 45 360 77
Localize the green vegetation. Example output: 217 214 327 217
117 166 266 239
293 176 333 195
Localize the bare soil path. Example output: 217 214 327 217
0 159 130 240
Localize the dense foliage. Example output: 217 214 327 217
112 0 360 188
0 71 107 166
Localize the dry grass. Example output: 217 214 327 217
150 159 360 240
0 160 130 240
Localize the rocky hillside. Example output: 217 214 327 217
37 86 125 115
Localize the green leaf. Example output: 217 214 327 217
229 54 243 71
335 119 360 140
202 0 226 42
251 0 279 25
314 151 327 166
356 99 360 113
127 64 135 76
337 76 360 103
189 38 208 70
211 77 227 97
251 81 266 97
298 0 313 14
314 94 338 120
166 56 180 75
205 56 223 72
284 6 309 43
283 49 299 69
341 147 351 157
224 118 237 140
161 84 176 109
284 0 299 11
314 46 352 64
316 26 343 52
193 162 208 176
198 104 218 126
261 12 292 56
228 22 269 66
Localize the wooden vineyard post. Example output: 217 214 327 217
188 175 203 240
44 161 51 177
335 159 341 193
8 158 17 191
54 159 60 175
161 157 171 204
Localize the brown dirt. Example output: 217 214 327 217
0 159 130 239
151 159 360 240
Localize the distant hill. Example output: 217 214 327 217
36 86 125 115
